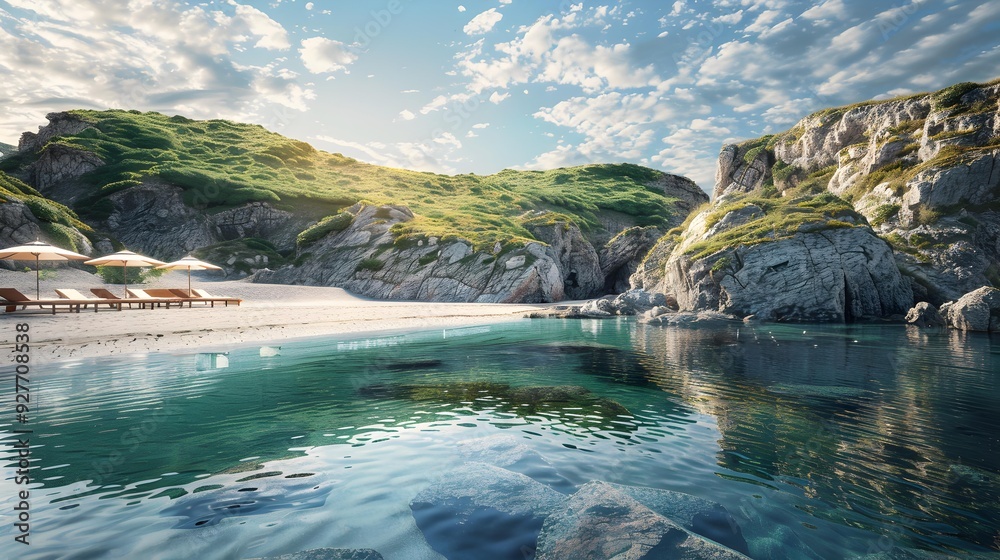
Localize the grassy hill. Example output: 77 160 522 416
1 110 683 250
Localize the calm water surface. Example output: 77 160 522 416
1 318 998 559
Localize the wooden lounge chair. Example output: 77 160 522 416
90 288 156 310
168 288 242 307
127 288 184 308
1 288 86 314
54 288 123 311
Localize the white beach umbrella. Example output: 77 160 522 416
0 240 89 298
84 250 167 298
154 255 223 296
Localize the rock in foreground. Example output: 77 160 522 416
247 549 383 560
535 481 750 560
411 462 564 560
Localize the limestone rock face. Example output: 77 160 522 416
28 144 104 195
714 144 771 199
600 226 661 293
664 227 913 322
529 222 603 300
647 173 710 223
942 286 1000 332
535 481 750 560
256 204 568 303
0 201 45 251
105 181 216 259
211 202 299 252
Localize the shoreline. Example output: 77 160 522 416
0 271 550 365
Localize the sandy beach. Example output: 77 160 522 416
0 267 550 365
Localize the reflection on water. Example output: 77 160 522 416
1 319 998 559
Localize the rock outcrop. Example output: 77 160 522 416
905 302 946 327
663 226 912 322
710 80 1000 305
256 203 569 302
940 286 1000 332
599 226 662 293
18 112 94 153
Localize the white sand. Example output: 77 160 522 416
0 268 550 365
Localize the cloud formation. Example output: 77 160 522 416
299 37 358 74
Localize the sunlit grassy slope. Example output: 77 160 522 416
0 170 93 251
5 110 683 249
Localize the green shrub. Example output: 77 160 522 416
356 258 384 272
870 204 900 226
95 265 166 285
297 212 355 246
418 253 438 266
933 82 979 109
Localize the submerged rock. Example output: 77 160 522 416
358 382 631 421
455 434 573 492
535 481 750 560
606 483 749 555
247 549 383 560
411 462 564 560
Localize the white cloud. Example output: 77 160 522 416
456 14 658 95
464 8 503 35
299 37 357 74
743 9 783 34
458 5 466 12
399 109 416 120
472 122 490 129
489 91 510 104
712 10 743 25
305 2 314 10
231 3 291 50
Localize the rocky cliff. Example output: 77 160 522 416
635 78 1000 322
0 110 707 303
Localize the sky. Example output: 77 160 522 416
0 0 998 193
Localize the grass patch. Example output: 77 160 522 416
683 193 864 260
297 212 354 246
1 171 93 242
355 258 384 272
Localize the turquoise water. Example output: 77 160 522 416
1 318 998 559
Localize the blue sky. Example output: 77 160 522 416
1 0 998 193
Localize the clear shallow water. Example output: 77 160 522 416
1 318 998 559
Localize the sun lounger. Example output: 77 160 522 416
54 288 123 311
168 288 242 307
1 287 88 314
90 288 158 310
127 288 184 308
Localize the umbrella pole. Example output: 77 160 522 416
188 268 192 297
35 254 40 300
123 263 128 299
